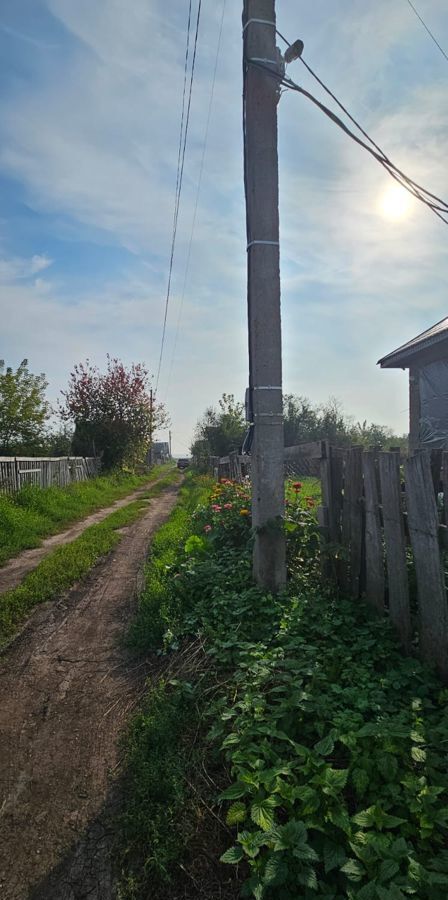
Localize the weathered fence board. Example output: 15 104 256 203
379 452 412 652
0 456 101 495
405 452 448 679
341 446 363 597
363 451 385 613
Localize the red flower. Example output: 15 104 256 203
292 481 302 492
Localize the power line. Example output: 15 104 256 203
404 0 448 65
155 0 202 394
248 50 448 225
164 0 227 400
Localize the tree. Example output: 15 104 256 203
60 357 169 469
191 393 246 460
43 425 74 457
0 359 50 455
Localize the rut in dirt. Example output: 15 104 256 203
0 475 169 595
0 481 180 900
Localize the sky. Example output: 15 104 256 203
0 1 447 455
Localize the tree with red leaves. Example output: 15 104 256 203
60 357 169 469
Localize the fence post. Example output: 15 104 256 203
362 451 385 613
319 441 334 580
405 452 448 680
379 451 411 652
442 451 448 526
341 446 363 597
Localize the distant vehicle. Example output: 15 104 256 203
177 457 190 470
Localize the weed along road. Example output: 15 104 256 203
0 480 181 900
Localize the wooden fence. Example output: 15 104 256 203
320 444 448 682
199 441 448 682
0 456 101 495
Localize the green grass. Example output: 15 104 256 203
116 681 201 896
0 464 174 566
127 472 213 653
0 471 179 649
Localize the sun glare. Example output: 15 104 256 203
379 183 413 221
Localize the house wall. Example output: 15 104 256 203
407 342 448 451
409 366 420 452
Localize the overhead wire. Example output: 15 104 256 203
248 40 448 225
155 0 202 394
164 0 227 401
404 0 448 65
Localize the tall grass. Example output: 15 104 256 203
0 465 172 566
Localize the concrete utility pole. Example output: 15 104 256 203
243 0 286 590
149 388 154 467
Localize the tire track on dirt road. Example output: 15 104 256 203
0 473 172 595
0 481 181 900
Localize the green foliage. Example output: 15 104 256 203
283 394 407 450
0 466 171 566
128 473 213 652
190 393 246 462
0 359 49 455
60 356 170 469
116 681 199 898
0 471 178 646
126 476 448 900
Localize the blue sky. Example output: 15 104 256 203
1 0 447 453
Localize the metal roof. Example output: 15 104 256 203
378 316 448 368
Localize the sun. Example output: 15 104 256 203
379 183 413 221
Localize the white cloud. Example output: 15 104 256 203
0 254 53 283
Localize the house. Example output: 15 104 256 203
378 317 448 451
150 441 170 463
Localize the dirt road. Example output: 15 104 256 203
0 482 180 900
0 477 168 595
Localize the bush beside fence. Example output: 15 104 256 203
0 456 101 495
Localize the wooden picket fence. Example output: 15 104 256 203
319 444 448 682
200 440 448 681
0 456 101 495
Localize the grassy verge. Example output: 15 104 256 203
0 471 179 649
115 474 215 898
117 476 448 900
0 464 174 566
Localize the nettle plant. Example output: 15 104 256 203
171 480 448 900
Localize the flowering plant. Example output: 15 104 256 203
192 479 252 550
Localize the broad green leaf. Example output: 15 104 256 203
352 768 370 797
341 858 365 882
380 812 407 829
222 732 240 748
324 840 346 874
272 819 307 851
379 859 400 883
353 807 376 828
226 802 247 825
220 845 244 864
220 781 251 800
323 767 349 794
238 829 267 859
251 797 277 832
411 746 426 763
263 854 288 886
356 882 377 900
315 734 335 756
